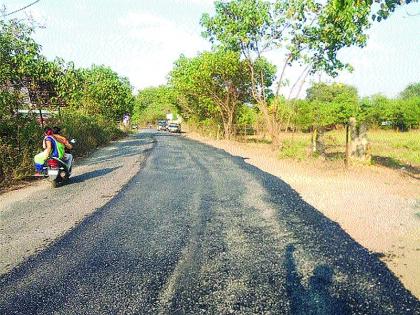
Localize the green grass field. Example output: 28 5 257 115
271 129 420 168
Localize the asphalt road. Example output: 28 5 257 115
0 131 419 314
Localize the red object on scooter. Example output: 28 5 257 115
47 159 59 168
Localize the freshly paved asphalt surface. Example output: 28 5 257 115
0 131 419 314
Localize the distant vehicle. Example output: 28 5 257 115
167 123 181 133
157 120 167 131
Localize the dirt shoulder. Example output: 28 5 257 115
0 133 154 276
184 131 420 299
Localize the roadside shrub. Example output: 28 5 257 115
59 111 125 157
0 115 43 187
278 139 308 161
186 117 221 139
0 111 125 190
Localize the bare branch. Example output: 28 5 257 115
4 0 41 17
288 65 309 100
275 54 292 97
294 69 310 99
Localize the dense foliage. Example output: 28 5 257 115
399 83 420 100
272 83 419 132
360 94 420 131
199 0 382 144
132 86 178 125
66 65 134 121
0 19 134 188
170 50 275 138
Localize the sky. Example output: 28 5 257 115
2 0 420 98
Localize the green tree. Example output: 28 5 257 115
306 82 359 125
0 20 64 113
400 82 420 99
201 0 414 144
201 0 373 144
359 94 390 127
383 98 420 131
0 19 133 187
71 65 135 121
170 50 275 139
304 82 359 156
133 86 178 124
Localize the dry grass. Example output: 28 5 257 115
247 129 420 168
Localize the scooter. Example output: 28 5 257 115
44 139 75 188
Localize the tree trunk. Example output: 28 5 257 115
284 113 291 133
311 128 317 153
38 108 44 128
258 101 280 145
345 123 349 168
221 107 236 140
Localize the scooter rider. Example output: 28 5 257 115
34 127 66 176
52 126 73 171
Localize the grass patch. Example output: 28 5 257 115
302 129 419 167
243 129 419 169
368 130 420 166
278 139 308 161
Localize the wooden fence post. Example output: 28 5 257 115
345 123 349 168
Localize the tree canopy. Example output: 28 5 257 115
133 86 178 124
170 50 275 138
71 65 135 121
201 0 373 83
400 82 420 99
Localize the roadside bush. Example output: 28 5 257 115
58 111 125 157
0 115 43 187
278 139 308 161
186 117 221 139
0 111 125 190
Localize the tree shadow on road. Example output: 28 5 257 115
226 152 420 313
82 136 155 166
70 166 121 184
285 244 350 315
371 155 419 179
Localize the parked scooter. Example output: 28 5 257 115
44 139 75 188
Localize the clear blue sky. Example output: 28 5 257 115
3 0 420 98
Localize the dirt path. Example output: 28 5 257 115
184 132 420 299
0 133 154 276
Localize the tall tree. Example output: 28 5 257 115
0 20 64 113
399 82 420 99
170 50 275 139
71 65 135 121
201 0 411 144
133 86 178 124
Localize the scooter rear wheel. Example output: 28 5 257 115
51 175 62 188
